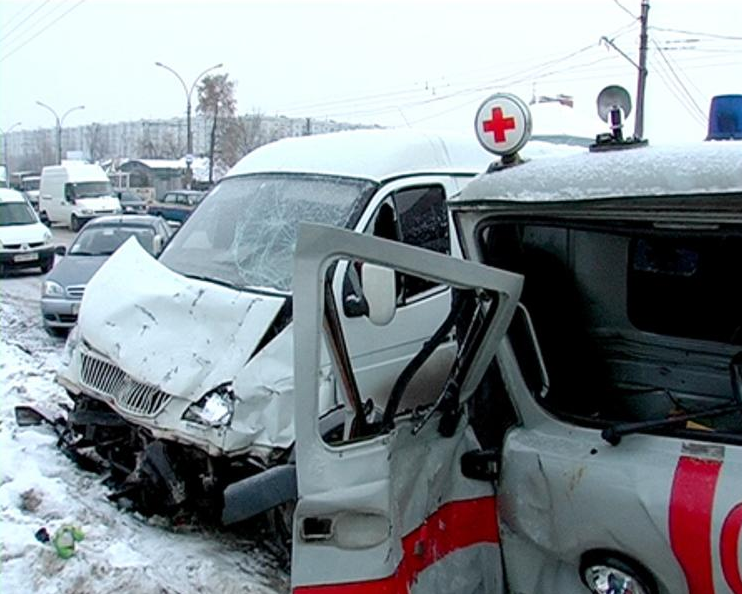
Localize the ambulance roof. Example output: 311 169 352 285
227 128 497 182
452 141 742 207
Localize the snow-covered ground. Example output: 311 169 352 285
0 267 289 593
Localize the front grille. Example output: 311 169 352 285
66 285 85 299
4 242 45 250
80 351 172 417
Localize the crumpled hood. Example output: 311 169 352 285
77 238 285 399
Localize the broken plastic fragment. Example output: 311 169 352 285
52 525 84 559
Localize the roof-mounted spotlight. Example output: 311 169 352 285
590 85 647 152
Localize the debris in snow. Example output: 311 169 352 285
51 525 84 559
1 273 289 593
20 489 42 513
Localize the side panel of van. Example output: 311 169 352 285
39 167 67 224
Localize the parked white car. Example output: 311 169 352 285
0 188 55 275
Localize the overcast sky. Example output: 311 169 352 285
0 0 740 144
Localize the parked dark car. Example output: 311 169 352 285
116 191 149 214
41 214 173 335
148 190 204 223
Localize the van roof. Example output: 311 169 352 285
41 162 108 181
0 188 27 203
226 128 494 182
452 141 742 207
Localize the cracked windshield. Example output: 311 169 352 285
160 174 374 292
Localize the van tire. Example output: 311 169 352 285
70 215 81 232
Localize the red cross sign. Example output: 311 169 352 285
483 107 516 143
474 93 532 156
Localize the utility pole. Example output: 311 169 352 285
634 0 650 139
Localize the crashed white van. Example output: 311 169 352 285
289 93 742 593
56 128 511 521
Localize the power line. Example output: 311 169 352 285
648 53 707 128
0 0 86 63
650 38 707 121
0 0 45 36
650 26 742 42
0 0 53 45
611 0 638 20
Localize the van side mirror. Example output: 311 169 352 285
54 245 67 256
153 235 163 254
361 263 397 326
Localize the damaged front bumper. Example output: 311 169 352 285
59 340 269 458
56 340 296 521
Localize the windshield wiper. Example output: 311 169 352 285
603 352 742 445
182 273 241 291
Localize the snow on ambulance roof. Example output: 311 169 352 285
452 141 742 206
226 128 495 182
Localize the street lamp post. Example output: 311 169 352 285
36 101 85 164
154 61 223 188
1 121 22 187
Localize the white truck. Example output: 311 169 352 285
288 92 742 594
39 162 121 230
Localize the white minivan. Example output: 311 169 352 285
39 162 121 230
0 187 55 275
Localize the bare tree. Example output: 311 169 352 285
220 111 270 168
197 73 237 183
86 123 110 163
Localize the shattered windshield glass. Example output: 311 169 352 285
159 174 376 292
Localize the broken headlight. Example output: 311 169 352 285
182 384 235 428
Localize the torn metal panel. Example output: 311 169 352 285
77 238 285 401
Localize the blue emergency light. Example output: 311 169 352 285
706 94 742 140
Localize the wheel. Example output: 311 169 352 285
70 214 81 232
40 259 53 274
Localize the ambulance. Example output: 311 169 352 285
289 90 742 593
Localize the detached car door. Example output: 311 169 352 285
291 223 523 593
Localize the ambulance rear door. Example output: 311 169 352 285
291 223 523 593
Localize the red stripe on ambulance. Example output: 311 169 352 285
669 455 723 594
294 495 498 594
721 503 742 594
